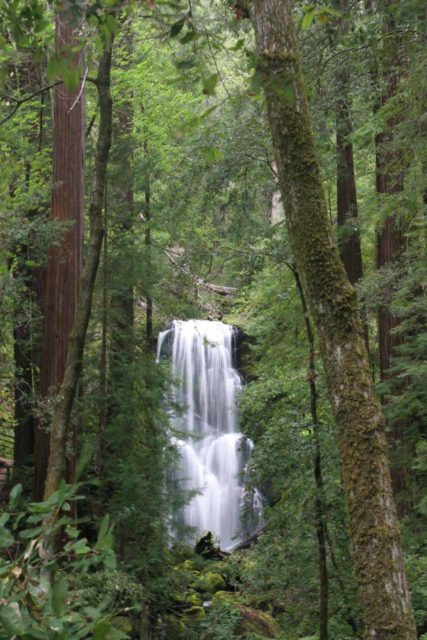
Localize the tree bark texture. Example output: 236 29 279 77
246 1 416 637
375 0 407 503
33 6 85 500
43 35 114 499
375 0 406 379
336 67 363 286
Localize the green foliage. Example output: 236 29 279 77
0 482 127 639
202 601 241 640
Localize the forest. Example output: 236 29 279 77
0 0 426 639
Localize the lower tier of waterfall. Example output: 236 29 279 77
157 319 261 550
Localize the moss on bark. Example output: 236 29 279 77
247 1 416 637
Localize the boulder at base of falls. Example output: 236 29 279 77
210 593 280 639
234 605 280 639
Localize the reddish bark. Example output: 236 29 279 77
375 1 407 503
33 7 84 500
336 76 363 285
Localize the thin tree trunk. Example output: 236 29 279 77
33 6 85 500
108 20 135 420
336 68 363 286
98 199 108 475
44 34 114 499
375 0 407 505
11 61 46 471
333 3 370 354
144 139 153 343
293 267 328 640
375 0 405 380
245 1 416 636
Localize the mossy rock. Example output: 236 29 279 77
235 605 280 639
183 605 206 619
212 590 238 606
186 592 203 606
193 571 226 593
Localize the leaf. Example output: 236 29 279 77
230 38 245 51
301 9 315 30
73 538 91 555
0 526 14 548
180 30 198 44
175 58 197 70
19 525 44 539
0 603 25 636
97 514 110 544
202 74 218 96
0 512 10 527
9 483 23 508
50 575 68 617
170 18 185 37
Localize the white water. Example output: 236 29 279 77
157 319 261 549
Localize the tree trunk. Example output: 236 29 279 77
108 20 135 421
144 140 153 343
375 0 406 380
43 34 114 499
293 267 328 640
33 6 85 500
336 68 363 286
375 0 407 504
245 1 416 637
10 60 46 471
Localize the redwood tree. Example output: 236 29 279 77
33 4 85 500
375 0 407 503
375 0 406 380
243 0 416 636
43 30 114 500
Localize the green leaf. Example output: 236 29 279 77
170 18 185 37
230 38 245 51
73 539 91 555
175 58 197 70
50 575 68 617
202 74 218 96
0 526 14 548
97 514 110 544
19 525 44 539
301 9 315 30
180 30 198 44
9 483 23 508
0 603 25 636
0 512 10 527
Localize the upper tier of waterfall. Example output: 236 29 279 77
157 319 261 550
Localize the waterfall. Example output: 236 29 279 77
157 319 261 550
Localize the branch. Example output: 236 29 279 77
68 66 88 113
163 245 235 296
0 81 63 125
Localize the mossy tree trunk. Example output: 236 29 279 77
245 0 416 637
44 33 114 499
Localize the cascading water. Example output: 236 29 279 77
157 319 261 550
